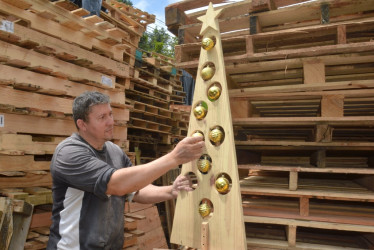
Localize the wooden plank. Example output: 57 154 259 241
0 1 124 61
0 64 125 106
0 197 13 250
233 116 374 126
0 113 127 141
0 155 50 172
315 124 332 142
289 171 298 191
244 215 374 233
0 86 129 122
136 226 167 250
286 225 297 247
8 200 33 250
241 177 374 202
0 134 62 155
165 0 225 12
30 212 52 229
125 202 154 213
321 95 344 117
229 80 374 97
178 0 374 39
0 40 116 88
23 0 120 43
246 237 365 250
230 99 252 119
303 59 325 84
311 150 326 168
132 206 161 232
236 140 374 148
1 22 130 78
0 172 52 189
299 197 309 217
178 39 374 70
238 164 374 175
337 25 347 44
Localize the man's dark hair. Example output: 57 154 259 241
73 91 110 129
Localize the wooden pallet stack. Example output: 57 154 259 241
166 0 374 249
126 52 186 164
0 0 153 248
124 202 169 250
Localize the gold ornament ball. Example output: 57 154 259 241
194 105 207 120
192 131 204 139
201 65 214 81
209 128 223 143
198 158 211 173
208 85 221 101
202 37 215 50
215 176 230 193
199 202 211 218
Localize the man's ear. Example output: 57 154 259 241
77 119 86 131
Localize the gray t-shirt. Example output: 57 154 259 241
47 133 132 250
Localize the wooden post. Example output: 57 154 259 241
315 124 333 142
8 200 34 250
286 225 297 247
311 150 326 168
299 197 309 216
201 222 209 250
321 95 344 117
245 35 254 55
252 0 276 12
289 171 298 191
237 150 261 179
303 59 325 85
0 197 13 250
230 98 251 118
249 16 261 35
337 25 347 44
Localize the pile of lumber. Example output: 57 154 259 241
0 0 154 248
166 0 374 249
126 52 187 164
124 202 169 250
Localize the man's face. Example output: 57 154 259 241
82 103 114 143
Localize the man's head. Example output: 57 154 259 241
73 92 114 149
73 91 110 129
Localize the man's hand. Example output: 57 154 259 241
171 136 205 166
171 174 193 198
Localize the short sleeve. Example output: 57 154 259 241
52 144 115 200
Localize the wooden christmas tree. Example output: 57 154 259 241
170 3 246 249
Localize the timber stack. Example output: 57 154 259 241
126 50 186 165
125 52 188 248
0 0 153 249
166 0 374 249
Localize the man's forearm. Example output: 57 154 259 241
106 153 178 196
132 184 175 204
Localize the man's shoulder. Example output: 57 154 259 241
104 141 123 152
56 133 90 152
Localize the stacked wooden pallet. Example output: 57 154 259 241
102 0 154 66
124 202 169 250
0 0 153 248
126 53 187 164
166 0 374 249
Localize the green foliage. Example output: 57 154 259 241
138 27 178 58
117 0 133 6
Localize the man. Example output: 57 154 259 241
68 0 104 16
47 91 204 249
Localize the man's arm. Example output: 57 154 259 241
132 175 193 204
106 137 204 196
